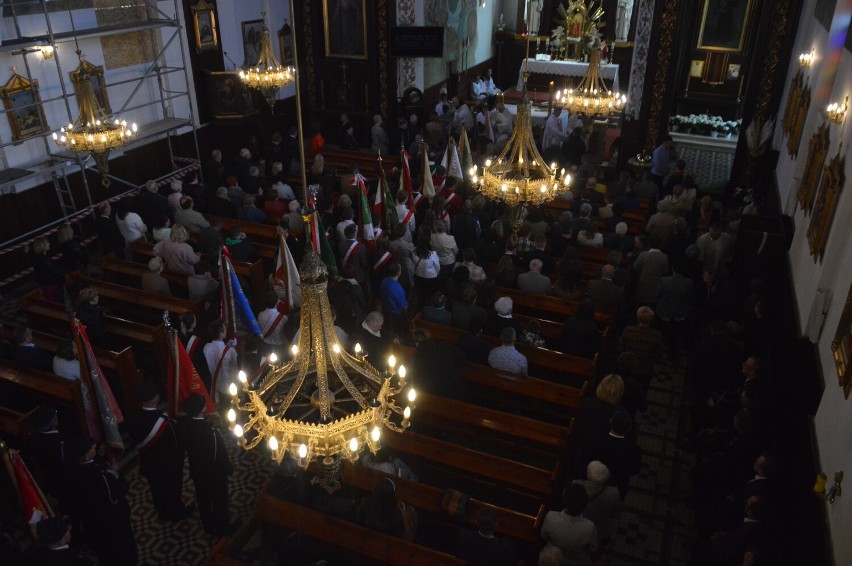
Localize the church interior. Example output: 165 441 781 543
0 0 849 564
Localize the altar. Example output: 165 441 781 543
517 58 620 91
670 131 739 189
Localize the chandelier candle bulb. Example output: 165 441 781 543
291 344 299 356
388 355 396 370
398 365 406 380
349 438 358 452
227 409 236 423
238 370 247 384
371 427 381 442
228 383 238 397
234 424 244 438
268 436 278 452
332 344 341 354
298 444 308 459
403 406 411 420
408 388 417 403
354 343 362 356
269 353 278 364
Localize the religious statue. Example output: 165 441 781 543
528 0 543 36
555 0 606 61
615 0 634 42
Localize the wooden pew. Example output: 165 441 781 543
0 359 87 434
396 345 586 425
100 253 189 293
255 491 465 565
496 286 615 326
334 460 543 544
21 293 169 375
66 273 202 326
414 391 573 466
203 214 279 248
0 406 36 445
129 239 266 300
2 327 144 413
410 315 596 385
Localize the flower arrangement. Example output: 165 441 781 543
670 114 741 136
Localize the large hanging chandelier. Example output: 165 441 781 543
470 2 571 231
227 251 414 491
555 41 627 115
52 55 137 188
239 4 295 109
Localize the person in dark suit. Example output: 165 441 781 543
558 300 601 359
23 406 67 509
9 326 53 373
456 506 516 566
484 296 521 337
224 226 257 264
456 320 492 366
352 311 395 364
177 394 234 537
656 260 694 364
203 149 227 190
34 517 91 566
66 437 137 565
586 265 625 314
421 291 453 325
410 328 466 401
93 202 125 259
208 187 238 218
125 381 190 522
452 286 487 333
579 411 641 499
137 180 172 226
561 126 587 168
338 223 369 288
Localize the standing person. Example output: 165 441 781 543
380 262 408 340
125 381 190 522
153 223 202 276
257 293 288 350
94 202 126 259
542 107 568 158
371 114 390 155
541 484 598 565
650 135 675 190
177 394 234 537
30 237 65 304
115 200 148 247
412 234 440 310
179 312 212 391
203 319 239 402
175 197 210 233
66 437 137 565
430 219 458 283
75 288 107 346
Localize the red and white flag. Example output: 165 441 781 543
167 331 216 418
353 172 376 246
11 450 51 523
421 148 436 200
274 231 301 314
400 149 414 208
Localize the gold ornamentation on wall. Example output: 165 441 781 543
797 123 830 214
781 70 811 159
832 278 852 399
806 149 845 262
378 0 389 120
644 0 678 155
302 0 317 109
1 71 49 143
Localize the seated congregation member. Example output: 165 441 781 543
360 445 418 481
579 411 642 499
153 223 201 275
9 326 53 372
177 394 235 537
456 320 491 366
484 296 521 337
175 196 210 233
209 186 237 218
75 288 107 346
517 258 551 296
187 261 219 303
452 286 487 333
421 291 452 325
488 327 528 376
237 193 268 224
257 293 288 349
618 306 665 385
518 319 546 348
352 311 394 363
557 299 600 359
224 226 257 263
571 461 623 546
141 256 172 296
541 483 598 564
456 506 517 566
357 477 417 541
410 327 466 401
203 319 238 402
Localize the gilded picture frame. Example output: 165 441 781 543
192 0 219 53
241 19 264 68
697 0 753 53
323 0 368 60
782 70 803 136
788 83 810 159
797 123 830 213
807 151 844 262
0 71 48 143
832 279 852 399
206 71 258 120
70 60 111 115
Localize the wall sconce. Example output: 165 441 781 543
40 45 55 59
825 96 848 124
799 50 814 68
814 471 844 502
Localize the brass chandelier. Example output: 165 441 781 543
227 251 414 490
52 55 137 188
239 3 295 109
470 3 571 230
555 46 627 115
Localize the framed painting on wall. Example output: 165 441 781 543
697 0 753 52
192 0 219 53
70 60 111 115
782 70 803 137
788 83 810 159
807 151 845 262
241 20 264 67
832 278 852 399
206 71 257 119
797 123 830 213
0 71 48 143
323 0 368 60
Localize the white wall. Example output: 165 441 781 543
774 1 852 563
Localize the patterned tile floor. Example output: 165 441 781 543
606 362 696 566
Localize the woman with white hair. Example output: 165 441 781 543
141 256 172 296
484 296 521 337
430 219 458 282
167 179 184 212
571 460 623 544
